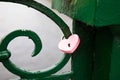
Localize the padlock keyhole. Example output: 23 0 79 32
68 43 71 47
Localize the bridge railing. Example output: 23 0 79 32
0 0 73 80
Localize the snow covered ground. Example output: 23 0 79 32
0 0 72 79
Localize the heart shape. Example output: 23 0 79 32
58 34 80 54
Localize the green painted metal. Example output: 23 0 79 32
93 26 120 80
0 0 120 80
0 0 73 80
0 51 11 62
93 27 113 80
0 30 42 57
52 1 120 80
52 0 120 26
71 20 120 80
71 20 95 80
110 27 120 80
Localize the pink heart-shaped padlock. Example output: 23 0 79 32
58 34 80 54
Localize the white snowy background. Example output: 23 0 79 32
0 0 72 80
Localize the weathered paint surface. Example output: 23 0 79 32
52 0 120 26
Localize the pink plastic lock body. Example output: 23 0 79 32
58 34 80 54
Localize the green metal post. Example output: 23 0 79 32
93 27 113 80
109 26 120 80
71 20 95 80
93 26 120 80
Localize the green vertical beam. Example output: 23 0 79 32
71 20 95 80
93 27 113 80
109 26 120 80
93 26 120 80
